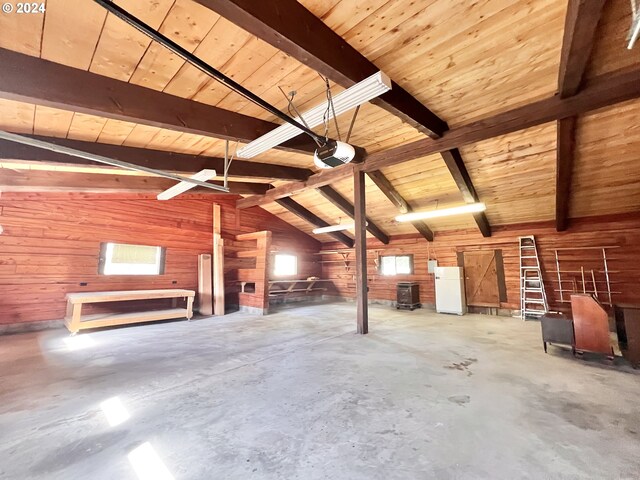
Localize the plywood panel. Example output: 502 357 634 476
587 0 640 79
0 99 34 134
0 2 45 56
90 0 175 81
460 123 557 226
129 0 220 92
571 99 640 218
40 0 107 69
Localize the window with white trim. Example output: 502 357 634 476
273 254 297 276
380 255 413 276
99 242 165 275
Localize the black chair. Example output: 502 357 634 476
541 312 575 354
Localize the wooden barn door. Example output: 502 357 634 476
460 251 503 308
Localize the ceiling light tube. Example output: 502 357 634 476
395 203 486 222
313 222 368 234
238 72 392 158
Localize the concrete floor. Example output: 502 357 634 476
1 302 639 480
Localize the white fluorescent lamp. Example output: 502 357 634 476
237 71 392 159
157 169 216 200
313 221 368 234
395 203 486 222
628 11 640 49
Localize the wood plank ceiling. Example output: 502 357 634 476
0 0 639 241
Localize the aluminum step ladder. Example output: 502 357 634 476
519 235 549 319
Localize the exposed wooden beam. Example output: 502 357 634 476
237 66 640 208
0 136 311 181
353 169 368 334
556 117 577 231
366 170 434 242
195 0 448 138
558 0 607 98
554 0 606 231
0 48 316 155
439 149 491 237
0 169 269 195
275 197 354 248
316 185 389 244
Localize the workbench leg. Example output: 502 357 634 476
186 296 194 320
68 303 82 334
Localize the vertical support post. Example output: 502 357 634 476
354 168 368 334
603 247 612 305
213 204 225 316
256 231 272 315
555 250 563 304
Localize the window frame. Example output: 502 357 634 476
379 254 414 276
273 253 298 277
98 242 166 276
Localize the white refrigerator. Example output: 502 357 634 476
434 267 467 315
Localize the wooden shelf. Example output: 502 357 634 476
236 249 260 258
69 308 188 331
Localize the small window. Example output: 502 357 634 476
380 255 413 276
273 254 297 276
99 242 165 275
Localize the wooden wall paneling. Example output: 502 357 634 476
571 100 640 218
0 192 318 325
320 213 640 314
586 0 638 80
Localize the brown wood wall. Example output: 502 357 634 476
0 192 320 325
321 214 640 312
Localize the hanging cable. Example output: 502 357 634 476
92 0 328 147
277 86 323 148
346 105 360 143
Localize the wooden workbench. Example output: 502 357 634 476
268 279 331 296
64 289 195 334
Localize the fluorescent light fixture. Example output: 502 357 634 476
628 14 640 49
157 169 216 200
395 203 486 222
237 71 392 159
100 397 130 427
128 443 174 480
312 222 368 234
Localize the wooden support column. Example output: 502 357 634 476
213 204 225 316
555 0 606 231
316 185 389 244
354 168 368 334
